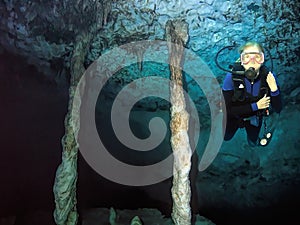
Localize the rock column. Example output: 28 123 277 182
53 32 92 225
166 20 192 225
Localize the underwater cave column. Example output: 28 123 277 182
166 20 192 225
53 32 92 225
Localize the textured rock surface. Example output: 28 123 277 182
0 208 215 225
1 0 299 90
166 19 192 225
0 0 300 225
81 208 215 225
194 103 300 224
0 0 111 84
1 0 300 114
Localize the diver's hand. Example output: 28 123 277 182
257 94 270 110
266 72 278 92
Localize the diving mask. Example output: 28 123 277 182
241 52 264 65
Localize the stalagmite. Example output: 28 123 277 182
109 207 143 225
166 20 192 225
53 32 93 225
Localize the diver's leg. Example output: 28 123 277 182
245 121 262 146
224 118 239 141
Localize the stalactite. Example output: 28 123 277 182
103 0 112 26
120 42 146 71
131 43 146 71
166 19 192 225
53 32 93 225
136 48 145 71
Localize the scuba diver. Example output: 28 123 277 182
220 41 282 146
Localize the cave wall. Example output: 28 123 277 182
0 1 300 224
1 0 300 113
1 0 299 91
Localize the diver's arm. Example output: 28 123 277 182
266 72 282 113
222 90 254 116
270 90 282 113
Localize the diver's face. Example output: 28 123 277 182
240 46 264 71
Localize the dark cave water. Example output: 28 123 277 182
1 52 300 225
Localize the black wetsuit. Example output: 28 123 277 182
222 66 282 145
